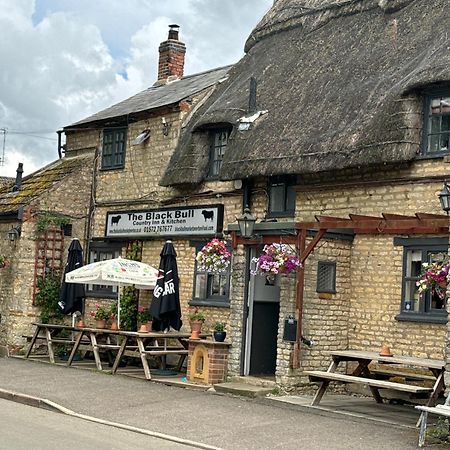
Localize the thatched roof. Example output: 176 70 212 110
67 66 231 129
161 0 450 186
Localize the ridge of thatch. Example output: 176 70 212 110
160 0 450 186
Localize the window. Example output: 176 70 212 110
268 175 296 217
87 242 122 297
423 91 450 155
207 129 229 179
190 242 230 307
102 128 127 169
396 237 448 323
316 261 336 293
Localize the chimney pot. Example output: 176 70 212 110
12 162 23 192
168 24 180 40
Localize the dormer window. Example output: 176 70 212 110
424 91 450 155
207 129 230 179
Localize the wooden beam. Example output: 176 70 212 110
300 229 326 263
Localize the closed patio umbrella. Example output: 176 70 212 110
150 240 182 331
58 239 85 318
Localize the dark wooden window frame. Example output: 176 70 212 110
267 175 296 218
207 128 230 180
394 237 448 324
189 241 231 308
316 260 336 294
421 87 450 157
101 128 127 170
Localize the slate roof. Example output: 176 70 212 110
161 0 450 185
0 156 91 217
67 66 231 128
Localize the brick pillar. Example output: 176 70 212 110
188 339 231 385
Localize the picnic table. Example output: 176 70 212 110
304 350 445 418
25 323 202 380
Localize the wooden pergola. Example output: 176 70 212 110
231 213 450 369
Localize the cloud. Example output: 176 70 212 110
0 0 272 177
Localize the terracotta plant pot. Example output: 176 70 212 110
95 319 106 329
379 344 393 357
77 319 85 328
110 320 118 331
146 321 153 332
138 323 149 333
190 320 203 340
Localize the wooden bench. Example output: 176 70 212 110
416 393 450 447
305 370 433 405
370 367 436 382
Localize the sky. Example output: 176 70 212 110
0 0 272 178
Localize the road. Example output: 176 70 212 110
0 399 194 450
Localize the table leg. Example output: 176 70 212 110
25 326 41 358
418 411 427 447
427 370 445 407
358 362 383 403
137 338 152 380
112 336 128 374
89 332 103 371
312 380 330 406
67 330 85 366
45 328 55 363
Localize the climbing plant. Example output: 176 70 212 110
34 275 64 323
119 241 143 331
36 212 70 233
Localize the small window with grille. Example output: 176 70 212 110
316 261 336 293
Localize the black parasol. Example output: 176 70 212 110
150 240 182 331
58 239 85 315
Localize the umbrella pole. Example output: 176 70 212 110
117 285 121 329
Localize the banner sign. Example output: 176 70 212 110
105 205 224 238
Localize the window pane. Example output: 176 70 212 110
404 280 420 312
429 134 440 153
194 273 206 298
430 116 441 133
406 250 422 277
430 291 446 310
442 115 450 132
441 133 450 152
270 184 285 213
441 97 450 114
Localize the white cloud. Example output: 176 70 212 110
0 0 272 177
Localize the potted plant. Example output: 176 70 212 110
0 255 10 269
189 308 205 339
196 238 231 273
109 301 118 330
137 306 152 332
90 304 110 329
251 243 301 276
213 321 226 342
417 260 450 300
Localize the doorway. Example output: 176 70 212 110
244 248 281 376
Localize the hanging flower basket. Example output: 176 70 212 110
251 243 301 276
416 261 450 300
196 239 231 273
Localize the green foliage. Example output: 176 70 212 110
34 275 63 323
120 286 138 331
126 241 142 261
189 308 205 322
213 321 225 332
109 300 118 320
137 306 152 323
428 417 450 443
89 304 110 321
36 212 70 233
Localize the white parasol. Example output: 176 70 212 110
65 257 158 328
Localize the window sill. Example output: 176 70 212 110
86 292 118 299
266 212 295 219
415 152 450 160
395 313 447 324
189 299 230 308
99 166 125 171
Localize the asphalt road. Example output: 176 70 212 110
0 358 425 450
0 399 193 450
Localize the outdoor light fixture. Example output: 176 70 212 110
236 207 256 238
439 182 450 215
161 117 170 136
7 226 21 242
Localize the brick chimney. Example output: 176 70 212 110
157 24 186 83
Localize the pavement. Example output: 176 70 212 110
0 357 436 449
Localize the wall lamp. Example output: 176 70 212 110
236 207 256 238
439 182 450 215
7 226 21 242
162 117 171 137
